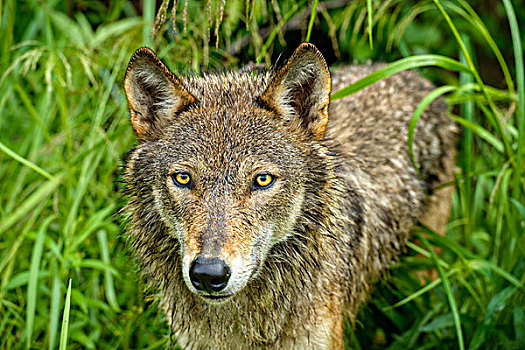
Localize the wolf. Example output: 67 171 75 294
122 43 456 349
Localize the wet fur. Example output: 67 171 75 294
122 44 456 349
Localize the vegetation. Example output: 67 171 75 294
0 0 523 348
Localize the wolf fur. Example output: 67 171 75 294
122 43 456 349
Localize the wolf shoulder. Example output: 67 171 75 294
326 64 451 149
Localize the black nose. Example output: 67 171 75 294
189 257 231 293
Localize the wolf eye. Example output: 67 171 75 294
252 173 275 190
171 172 192 188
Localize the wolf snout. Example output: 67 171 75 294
189 257 231 293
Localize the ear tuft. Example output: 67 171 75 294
258 43 331 140
124 47 196 141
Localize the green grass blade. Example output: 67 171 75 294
366 0 373 49
448 114 505 154
452 0 515 94
513 306 525 343
330 54 471 101
13 83 53 142
511 198 525 221
474 261 524 291
256 0 307 63
469 287 517 350
143 338 169 350
97 230 121 312
0 140 58 182
63 151 104 239
453 82 515 102
305 0 319 43
408 85 456 173
418 234 465 350
0 233 25 275
432 0 513 159
423 228 524 291
383 268 459 311
91 18 142 48
59 279 72 350
458 36 475 171
2 271 51 292
26 216 54 349
76 259 119 275
459 33 474 248
406 241 449 269
0 179 60 235
142 0 155 46
48 273 61 350
502 0 524 196
70 204 116 253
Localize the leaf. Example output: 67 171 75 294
511 198 525 221
48 273 61 350
448 114 505 154
418 234 465 350
366 0 373 49
433 0 512 158
97 230 121 312
91 18 143 48
71 289 111 314
502 0 524 195
305 0 319 43
26 216 54 349
469 287 517 350
408 85 456 173
256 0 307 63
331 55 471 101
421 313 455 332
59 279 72 350
49 11 86 47
383 267 460 311
451 0 515 94
76 259 120 276
0 179 60 235
514 306 525 344
423 229 524 291
70 204 116 253
0 140 58 182
1 271 51 291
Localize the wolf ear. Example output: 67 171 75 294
258 43 331 140
124 47 196 141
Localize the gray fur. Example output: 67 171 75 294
122 44 456 349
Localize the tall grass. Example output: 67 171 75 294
0 0 523 349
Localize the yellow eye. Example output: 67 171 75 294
172 172 192 187
253 174 275 189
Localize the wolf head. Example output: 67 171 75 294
123 44 332 303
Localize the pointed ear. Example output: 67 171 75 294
124 47 196 141
258 43 331 140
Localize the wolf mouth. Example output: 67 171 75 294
200 294 233 304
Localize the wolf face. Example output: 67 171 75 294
123 44 331 303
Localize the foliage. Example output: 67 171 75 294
0 0 523 349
